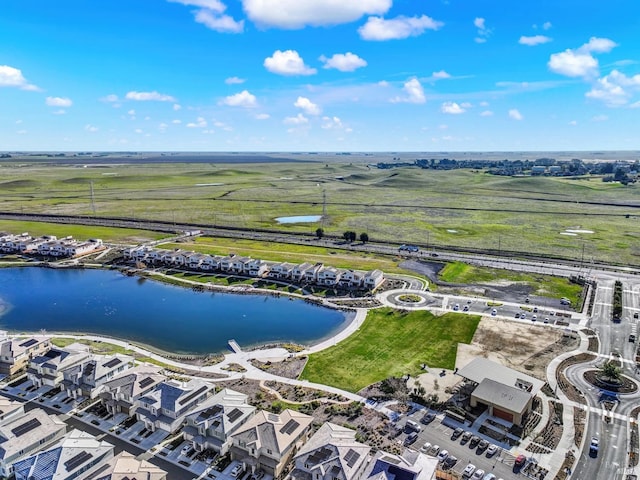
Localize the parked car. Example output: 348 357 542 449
453 303 460 311
463 305 469 311
514 454 527 467
230 465 244 478
589 436 599 457
420 412 436 424
429 445 441 456
180 445 192 456
461 431 473 444
486 444 499 457
521 313 526 320
437 450 449 462
443 456 458 469
405 420 421 433
404 432 419 446
532 314 537 321
483 474 497 480
477 439 489 452
462 464 476 478
452 427 464 440
469 435 481 448
514 313 520 318
420 442 432 453
544 317 550 324
533 307 538 313
471 469 485 480
491 308 497 316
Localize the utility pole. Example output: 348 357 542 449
321 189 327 228
89 181 96 214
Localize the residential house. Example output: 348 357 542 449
363 270 384 291
229 256 251 274
200 255 222 271
230 409 313 480
0 397 25 426
79 451 167 480
302 263 324 284
0 409 67 478
1 234 32 253
27 343 92 388
338 270 364 289
317 267 341 286
363 450 437 480
50 237 76 257
219 255 237 272
187 252 208 270
245 259 268 277
183 388 256 455
135 379 212 433
291 423 371 480
0 333 51 376
291 263 314 282
268 262 296 280
97 365 166 416
62 354 133 400
37 239 60 256
68 239 103 257
13 429 114 480
17 235 55 254
164 249 189 267
148 248 170 264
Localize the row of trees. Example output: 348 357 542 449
314 228 369 243
613 280 623 320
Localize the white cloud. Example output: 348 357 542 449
264 50 316 76
52 109 66 115
585 69 640 106
168 0 225 8
391 78 426 104
519 35 552 46
283 113 309 125
101 94 119 103
377 80 390 87
194 9 244 33
480 110 494 116
592 114 608 121
508 109 523 120
460 102 472 108
479 101 490 107
173 103 182 111
428 70 451 81
254 113 270 120
320 52 367 72
187 116 208 128
127 109 136 116
84 124 98 132
629 101 640 109
172 119 182 124
0 65 39 90
474 17 492 42
125 91 176 102
542 21 552 30
225 76 246 84
358 15 443 41
441 102 466 114
321 116 344 129
221 90 257 107
46 96 72 107
581 37 617 53
241 0 391 29
134 128 143 134
294 96 321 115
548 37 618 78
159 122 168 130
568 120 577 125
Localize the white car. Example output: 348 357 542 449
462 464 476 477
532 314 537 321
436 450 449 462
471 469 485 480
430 445 440 456
491 308 497 316
420 442 432 454
486 444 499 457
453 303 460 311
180 444 191 456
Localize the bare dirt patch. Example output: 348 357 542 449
456 317 579 380
251 356 308 379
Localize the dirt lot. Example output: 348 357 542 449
456 316 580 380
250 356 308 379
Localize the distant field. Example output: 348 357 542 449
300 308 480 392
0 220 164 243
439 261 584 305
0 161 638 265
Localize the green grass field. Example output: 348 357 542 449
0 220 164 243
439 261 583 304
0 161 638 265
300 308 480 392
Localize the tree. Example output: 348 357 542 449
600 362 622 382
343 231 356 242
315 228 324 239
360 232 369 243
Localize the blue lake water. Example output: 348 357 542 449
0 267 350 354
275 215 322 224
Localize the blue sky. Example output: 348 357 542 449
1 0 639 152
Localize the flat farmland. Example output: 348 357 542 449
0 161 638 265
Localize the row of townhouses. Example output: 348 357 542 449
0 232 104 258
124 246 385 290
5 343 438 480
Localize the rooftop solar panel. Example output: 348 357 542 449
65 451 93 472
138 377 155 389
12 418 42 437
227 408 244 423
279 419 300 435
178 385 208 406
19 338 38 348
344 449 361 468
103 358 123 369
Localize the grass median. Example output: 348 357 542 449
300 307 480 393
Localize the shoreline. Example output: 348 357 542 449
1 262 367 359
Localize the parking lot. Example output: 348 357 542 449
394 408 530 480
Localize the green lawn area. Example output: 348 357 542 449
300 308 480 393
439 261 583 305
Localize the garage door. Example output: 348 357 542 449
493 407 514 422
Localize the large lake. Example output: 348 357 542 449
0 267 350 354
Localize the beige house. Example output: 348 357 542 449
230 409 313 480
0 333 51 376
80 451 167 480
27 343 92 388
291 423 371 480
62 353 133 400
97 365 166 416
